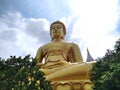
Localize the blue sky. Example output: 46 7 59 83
0 0 71 21
0 0 120 61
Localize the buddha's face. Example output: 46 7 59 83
50 23 64 39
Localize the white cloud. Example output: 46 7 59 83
0 11 50 59
67 0 120 60
23 18 50 43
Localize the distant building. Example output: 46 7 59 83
86 48 94 62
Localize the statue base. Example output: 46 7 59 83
51 80 92 90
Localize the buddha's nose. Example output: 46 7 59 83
55 29 57 32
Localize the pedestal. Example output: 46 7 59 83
51 80 92 90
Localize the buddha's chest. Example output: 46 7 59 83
42 43 72 62
43 43 71 53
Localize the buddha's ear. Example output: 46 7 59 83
61 29 65 39
61 36 64 40
50 32 53 41
50 32 51 36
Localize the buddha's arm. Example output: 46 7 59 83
35 47 44 66
68 43 83 63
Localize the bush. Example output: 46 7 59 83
90 38 120 90
0 55 52 90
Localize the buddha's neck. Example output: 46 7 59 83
52 38 64 42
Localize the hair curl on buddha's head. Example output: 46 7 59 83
50 20 66 35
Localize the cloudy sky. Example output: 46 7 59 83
0 0 120 61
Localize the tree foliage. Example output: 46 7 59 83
90 38 120 90
0 55 52 90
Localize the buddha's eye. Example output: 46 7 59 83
51 26 55 29
57 25 62 29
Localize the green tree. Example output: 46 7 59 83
0 55 53 90
90 38 120 90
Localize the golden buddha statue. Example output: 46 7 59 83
36 20 95 90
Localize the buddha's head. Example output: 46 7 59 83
50 21 66 41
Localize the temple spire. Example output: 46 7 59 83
86 48 94 62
